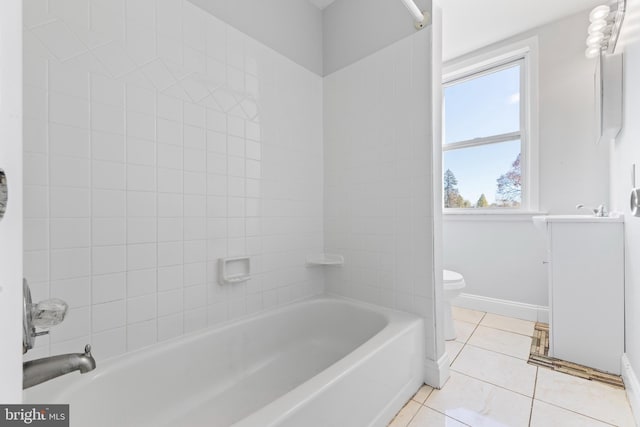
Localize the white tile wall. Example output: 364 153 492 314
23 0 324 360
323 30 436 358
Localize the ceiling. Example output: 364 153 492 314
308 0 602 60
307 0 336 9
440 0 602 60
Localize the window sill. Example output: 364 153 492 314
443 210 547 222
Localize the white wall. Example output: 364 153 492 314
22 0 324 362
610 0 640 403
322 0 430 75
441 0 602 62
323 17 440 383
443 11 610 310
188 0 323 76
0 0 23 403
444 219 548 306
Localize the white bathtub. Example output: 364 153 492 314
24 296 425 427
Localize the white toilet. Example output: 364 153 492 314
443 269 466 341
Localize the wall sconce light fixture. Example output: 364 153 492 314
585 0 626 58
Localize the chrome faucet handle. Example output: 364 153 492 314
84 344 92 356
31 298 68 328
23 278 69 354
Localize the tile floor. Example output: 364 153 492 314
389 307 636 427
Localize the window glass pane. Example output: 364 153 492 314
443 140 521 208
444 64 520 144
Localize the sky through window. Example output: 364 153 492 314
444 64 522 207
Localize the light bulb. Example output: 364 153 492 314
586 33 605 47
589 19 608 34
585 46 601 58
590 5 610 22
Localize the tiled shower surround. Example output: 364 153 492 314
23 0 324 359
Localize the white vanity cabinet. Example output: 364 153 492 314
535 215 624 374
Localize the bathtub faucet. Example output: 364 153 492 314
23 344 96 389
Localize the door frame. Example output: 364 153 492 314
0 0 23 403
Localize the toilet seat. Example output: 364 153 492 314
443 269 465 290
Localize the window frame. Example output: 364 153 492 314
442 37 539 215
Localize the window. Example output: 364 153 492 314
442 41 538 212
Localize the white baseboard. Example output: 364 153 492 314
622 354 640 426
424 353 450 389
454 293 549 323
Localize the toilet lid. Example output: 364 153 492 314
443 269 463 284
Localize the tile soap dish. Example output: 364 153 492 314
219 256 251 285
306 254 344 266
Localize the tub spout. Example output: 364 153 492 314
23 344 96 389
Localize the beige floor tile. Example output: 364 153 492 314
467 325 532 360
411 384 434 404
479 313 535 336
388 399 421 427
425 372 532 427
452 306 485 324
408 406 468 427
535 368 635 426
453 320 476 343
445 340 464 365
451 345 537 396
530 400 613 427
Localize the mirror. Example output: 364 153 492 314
595 53 623 144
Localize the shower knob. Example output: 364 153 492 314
631 188 640 217
0 168 7 221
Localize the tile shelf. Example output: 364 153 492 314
306 254 344 266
